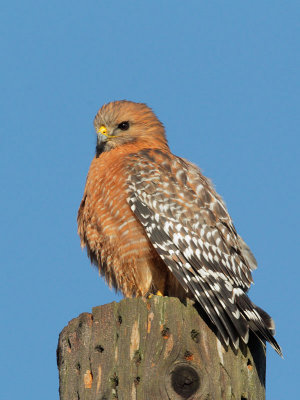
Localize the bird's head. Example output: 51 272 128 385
94 100 168 156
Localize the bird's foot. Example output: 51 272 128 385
147 290 164 298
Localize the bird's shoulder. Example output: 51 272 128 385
125 148 257 280
125 148 231 223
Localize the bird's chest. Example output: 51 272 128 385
80 155 160 296
84 158 134 241
83 155 154 263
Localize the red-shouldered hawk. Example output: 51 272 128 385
78 100 282 356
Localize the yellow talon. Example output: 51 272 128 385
148 290 163 298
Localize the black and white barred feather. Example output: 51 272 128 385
125 148 282 356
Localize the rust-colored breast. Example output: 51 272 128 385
78 147 167 297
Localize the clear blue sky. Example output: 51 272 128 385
1 1 299 398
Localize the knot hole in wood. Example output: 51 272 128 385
170 364 200 398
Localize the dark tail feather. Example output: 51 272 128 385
254 305 276 335
236 293 283 357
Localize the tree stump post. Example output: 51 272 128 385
57 297 265 399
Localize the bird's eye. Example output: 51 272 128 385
118 121 130 131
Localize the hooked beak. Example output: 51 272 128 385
97 125 116 142
97 131 107 146
95 125 117 157
96 128 109 157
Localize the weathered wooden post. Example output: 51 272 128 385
57 296 265 399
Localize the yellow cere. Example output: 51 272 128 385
97 125 116 138
98 125 107 135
